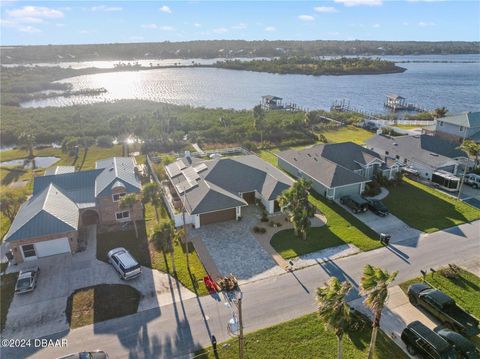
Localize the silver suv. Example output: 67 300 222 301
107 247 141 280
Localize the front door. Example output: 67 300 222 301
21 244 37 261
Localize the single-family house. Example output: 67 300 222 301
4 157 143 263
163 154 293 228
276 142 399 200
366 134 469 180
431 111 480 143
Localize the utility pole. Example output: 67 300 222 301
457 158 468 201
182 191 190 271
238 296 245 359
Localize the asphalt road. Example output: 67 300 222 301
5 220 479 359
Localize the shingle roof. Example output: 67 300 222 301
365 134 468 168
95 157 141 197
44 166 75 176
168 155 293 215
310 142 383 171
4 184 79 242
276 146 369 188
439 112 480 128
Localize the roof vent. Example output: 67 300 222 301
307 153 312 157
109 167 114 172
430 153 439 157
293 157 297 161
314 158 318 162
393 143 398 146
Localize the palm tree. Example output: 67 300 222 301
18 131 36 159
252 104 265 141
433 107 448 119
142 182 163 223
120 193 139 238
152 221 177 275
360 264 398 359
278 178 315 240
459 140 480 168
316 277 352 359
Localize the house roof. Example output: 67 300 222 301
4 183 79 242
439 111 480 128
365 134 468 168
95 157 141 197
44 166 75 176
167 155 293 215
276 143 371 189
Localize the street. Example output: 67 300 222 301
4 220 479 359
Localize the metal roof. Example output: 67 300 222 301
44 166 75 176
95 157 141 197
439 111 480 129
4 184 79 242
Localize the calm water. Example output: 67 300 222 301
20 55 480 113
0 156 60 169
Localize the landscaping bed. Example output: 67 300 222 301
383 177 480 232
66 284 141 328
0 272 19 331
195 312 408 359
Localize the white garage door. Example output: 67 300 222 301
35 238 71 258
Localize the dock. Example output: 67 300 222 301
384 94 429 113
261 95 303 112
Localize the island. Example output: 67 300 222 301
211 57 406 76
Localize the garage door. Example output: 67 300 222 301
200 208 236 225
35 238 71 258
334 183 362 199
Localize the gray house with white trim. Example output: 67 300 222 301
432 111 480 144
276 142 399 200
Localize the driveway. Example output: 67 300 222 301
337 201 422 244
3 225 194 340
191 206 284 283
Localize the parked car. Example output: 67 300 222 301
57 350 109 359
408 283 480 336
401 321 456 359
339 195 368 214
15 267 39 294
434 328 479 359
366 199 389 216
107 247 142 280
464 173 480 189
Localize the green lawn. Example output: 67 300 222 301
195 312 408 359
271 227 346 259
383 178 480 233
0 272 19 331
318 125 374 144
65 284 140 328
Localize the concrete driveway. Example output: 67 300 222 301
337 201 422 244
3 225 194 340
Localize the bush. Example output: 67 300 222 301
242 141 257 151
96 135 114 148
362 181 381 197
253 226 266 234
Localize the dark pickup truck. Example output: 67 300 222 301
408 283 480 337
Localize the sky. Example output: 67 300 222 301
1 0 479 46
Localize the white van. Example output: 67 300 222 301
107 247 142 280
464 173 480 189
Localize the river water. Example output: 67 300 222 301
18 54 480 113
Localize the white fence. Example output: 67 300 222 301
366 119 435 127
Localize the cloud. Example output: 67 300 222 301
141 23 158 29
56 23 65 27
19 25 41 33
265 26 276 32
7 6 64 20
212 27 228 34
334 0 382 6
194 23 202 28
159 5 172 13
402 21 409 26
407 0 446 2
90 5 123 12
79 29 95 34
372 23 381 28
231 22 247 30
160 26 175 31
418 21 435 27
298 15 315 21
314 6 338 13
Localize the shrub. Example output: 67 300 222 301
253 226 266 234
96 135 114 148
242 141 257 151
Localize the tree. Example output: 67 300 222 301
433 107 448 119
278 179 315 240
152 221 177 275
460 140 480 168
142 182 162 223
120 193 139 238
252 105 265 141
0 189 27 223
316 277 351 359
360 264 398 359
18 131 36 159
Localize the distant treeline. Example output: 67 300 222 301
2 40 478 64
213 57 405 76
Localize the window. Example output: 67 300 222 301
404 158 408 164
439 121 443 126
112 192 126 202
116 211 130 220
395 155 400 160
460 126 464 131
385 151 389 155
22 244 36 258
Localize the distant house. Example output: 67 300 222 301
431 111 480 143
276 142 399 200
4 157 143 263
366 134 470 180
163 154 293 228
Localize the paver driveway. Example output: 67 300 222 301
3 225 194 340
192 206 283 282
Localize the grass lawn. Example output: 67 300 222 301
65 284 140 328
271 227 346 259
383 178 480 233
195 312 408 359
318 125 374 144
0 272 19 331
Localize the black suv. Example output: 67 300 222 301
339 195 368 214
366 199 389 217
401 321 456 359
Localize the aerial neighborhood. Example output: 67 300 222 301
0 6 479 357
